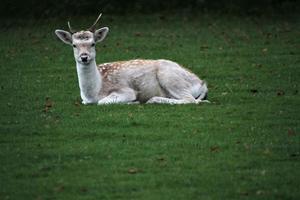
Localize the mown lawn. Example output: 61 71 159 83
0 13 299 199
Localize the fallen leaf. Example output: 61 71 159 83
288 128 296 136
266 32 272 38
250 89 258 94
80 187 88 193
240 191 249 196
43 97 54 112
210 146 220 152
293 90 298 95
134 32 142 37
256 190 264 195
277 90 285 96
200 45 209 49
74 101 81 107
157 156 166 161
263 148 271 155
254 63 263 68
128 168 139 174
45 99 53 108
290 152 299 157
244 143 251 151
53 185 65 192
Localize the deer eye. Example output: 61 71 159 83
72 44 76 48
91 43 95 47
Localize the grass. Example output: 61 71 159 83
0 13 299 199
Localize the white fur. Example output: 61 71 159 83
76 60 101 104
55 24 208 105
78 58 208 105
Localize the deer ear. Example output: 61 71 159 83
55 30 72 45
94 27 109 43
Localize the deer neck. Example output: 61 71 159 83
76 59 102 104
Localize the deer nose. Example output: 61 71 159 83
80 53 89 63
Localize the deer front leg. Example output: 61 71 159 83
97 88 137 105
146 97 210 104
146 97 194 104
81 92 99 105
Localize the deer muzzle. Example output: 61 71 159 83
80 53 89 63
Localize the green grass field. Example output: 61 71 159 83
0 13 299 199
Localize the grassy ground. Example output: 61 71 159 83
0 13 299 199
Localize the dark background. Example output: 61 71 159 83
1 0 299 18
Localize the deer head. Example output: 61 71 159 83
55 13 109 65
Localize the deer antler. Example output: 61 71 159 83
88 13 102 32
68 21 76 34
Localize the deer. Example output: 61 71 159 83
55 13 208 105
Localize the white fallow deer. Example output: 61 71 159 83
55 14 208 105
